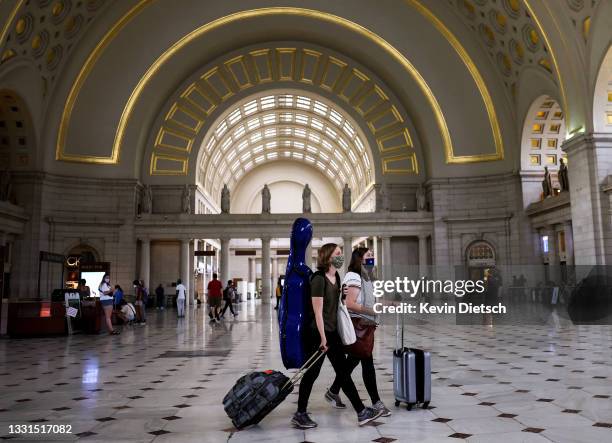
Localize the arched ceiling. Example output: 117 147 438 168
148 43 421 183
520 95 566 171
197 92 373 203
0 0 608 177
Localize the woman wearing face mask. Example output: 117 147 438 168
292 243 382 429
325 247 390 416
99 274 119 335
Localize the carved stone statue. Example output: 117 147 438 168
558 158 569 192
182 185 191 213
378 183 390 212
302 184 311 213
142 185 153 214
221 184 230 214
0 170 11 202
542 166 553 198
261 184 271 214
416 184 427 211
342 183 351 213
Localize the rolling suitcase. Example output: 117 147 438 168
393 314 431 410
223 350 324 429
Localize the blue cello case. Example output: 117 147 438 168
278 217 313 369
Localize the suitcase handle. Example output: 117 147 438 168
282 350 326 390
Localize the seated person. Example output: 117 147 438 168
116 299 137 324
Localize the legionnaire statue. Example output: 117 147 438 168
542 166 553 198
302 184 311 213
182 184 191 213
262 184 271 214
342 183 351 212
416 184 427 211
142 185 153 214
221 184 230 214
558 158 569 192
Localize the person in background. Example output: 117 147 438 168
220 280 237 319
207 273 223 323
155 284 165 310
176 279 186 318
326 247 390 417
116 299 136 324
274 277 283 310
133 280 146 325
291 243 381 429
99 274 120 335
140 280 150 309
78 279 91 298
113 285 124 309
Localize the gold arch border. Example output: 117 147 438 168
56 5 506 166
0 0 26 54
152 46 416 177
522 0 569 129
56 6 454 165
406 0 503 163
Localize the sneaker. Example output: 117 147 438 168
291 412 317 429
324 388 347 409
373 400 392 417
357 406 383 426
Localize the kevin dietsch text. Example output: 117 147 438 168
374 302 507 315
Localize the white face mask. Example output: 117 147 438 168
104 278 110 283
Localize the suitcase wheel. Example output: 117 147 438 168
422 401 430 409
394 400 400 407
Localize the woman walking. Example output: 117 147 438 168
326 247 390 416
99 274 120 335
291 243 382 429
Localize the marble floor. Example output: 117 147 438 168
1 301 612 443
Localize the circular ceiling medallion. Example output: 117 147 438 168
522 25 540 52
479 23 496 47
31 31 49 58
509 39 524 65
490 10 507 34
503 0 521 18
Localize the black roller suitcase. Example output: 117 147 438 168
393 314 432 410
223 351 324 429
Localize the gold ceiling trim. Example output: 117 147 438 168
56 6 452 168
406 0 504 163
55 0 154 163
522 0 569 128
0 0 25 53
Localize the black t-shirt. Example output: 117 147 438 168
310 271 339 332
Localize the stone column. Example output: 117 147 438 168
188 240 194 308
180 239 190 304
382 236 392 280
271 257 277 289
248 257 256 283
220 238 230 285
140 238 150 291
261 237 271 303
342 235 352 274
563 221 574 266
563 134 612 265
418 234 428 278
547 226 561 285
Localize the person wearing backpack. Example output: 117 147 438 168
220 280 237 319
291 243 382 429
326 247 391 417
